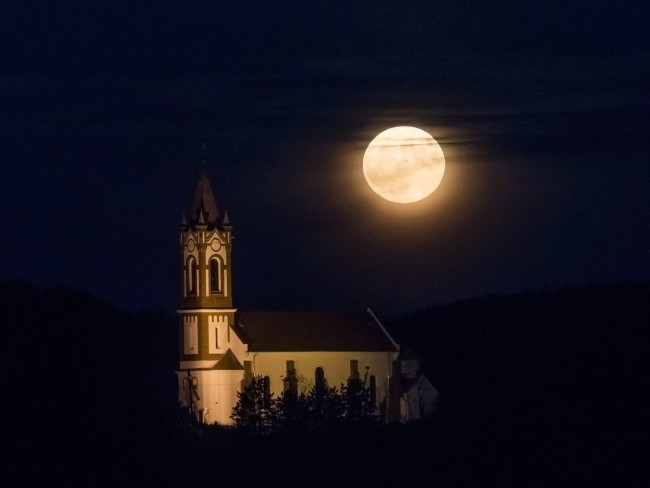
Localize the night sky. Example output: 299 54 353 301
1 1 648 318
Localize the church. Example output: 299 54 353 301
176 165 437 425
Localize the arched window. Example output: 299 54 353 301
187 257 197 295
369 375 377 407
315 367 325 387
209 258 220 293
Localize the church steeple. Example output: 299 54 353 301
179 163 234 311
176 160 238 423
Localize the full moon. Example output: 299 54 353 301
363 126 445 203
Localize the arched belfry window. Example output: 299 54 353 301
209 258 220 294
187 257 197 295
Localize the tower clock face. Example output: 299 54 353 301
210 240 221 252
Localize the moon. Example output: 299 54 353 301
363 126 445 203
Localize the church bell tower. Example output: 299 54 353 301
177 163 236 416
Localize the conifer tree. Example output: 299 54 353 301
341 377 375 422
230 375 279 434
307 375 344 429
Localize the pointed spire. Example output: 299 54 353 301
222 210 230 226
191 165 219 225
180 212 187 227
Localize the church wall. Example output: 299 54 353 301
177 369 244 425
250 351 397 408
178 311 240 362
199 370 243 425
403 376 439 421
178 320 247 371
225 325 248 360
180 349 397 425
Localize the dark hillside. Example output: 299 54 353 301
389 282 649 484
1 280 178 485
2 281 647 486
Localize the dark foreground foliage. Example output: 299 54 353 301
230 374 374 433
2 280 648 486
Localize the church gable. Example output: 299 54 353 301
212 348 244 370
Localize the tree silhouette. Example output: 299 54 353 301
230 375 279 434
306 374 344 429
341 377 375 422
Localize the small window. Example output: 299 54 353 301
183 320 198 355
315 367 325 386
209 258 220 293
284 361 297 393
214 327 219 349
349 359 359 380
286 360 295 375
187 257 197 295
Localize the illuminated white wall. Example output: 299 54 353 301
248 350 397 408
178 347 397 425
177 369 243 425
